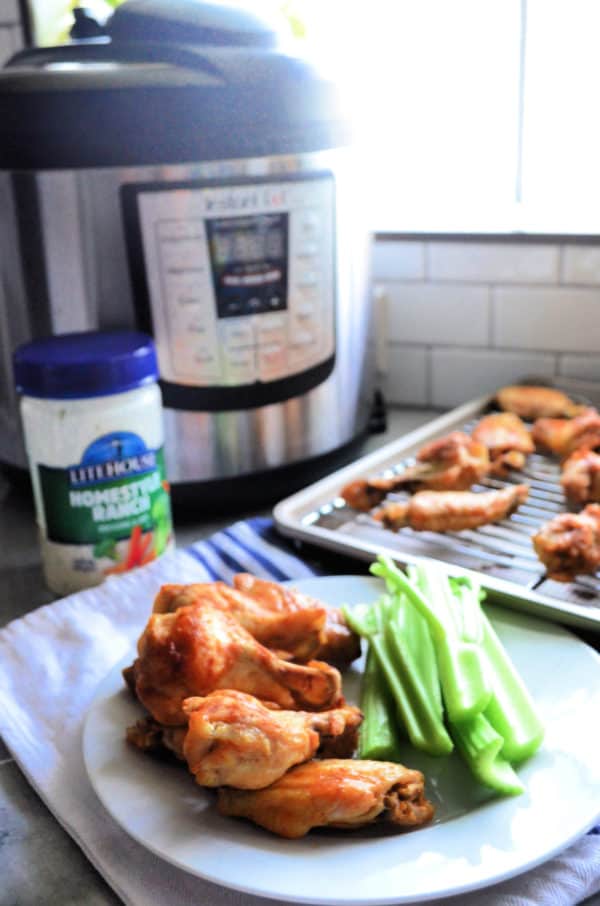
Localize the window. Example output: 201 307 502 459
27 0 600 233
295 0 600 233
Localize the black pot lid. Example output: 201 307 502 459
0 0 350 169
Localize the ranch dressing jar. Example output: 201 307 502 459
13 331 173 596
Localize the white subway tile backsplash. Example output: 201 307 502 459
384 345 429 406
430 348 556 408
428 242 559 284
386 283 489 346
494 286 600 352
562 245 600 285
371 241 425 280
558 354 600 382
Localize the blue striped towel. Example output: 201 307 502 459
183 516 321 584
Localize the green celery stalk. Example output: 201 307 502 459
358 643 403 760
481 612 545 762
451 713 524 796
448 575 484 645
372 556 492 723
402 566 444 718
343 597 453 756
381 595 453 755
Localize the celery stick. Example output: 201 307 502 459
448 576 484 645
382 597 453 755
451 713 524 796
343 598 453 756
481 612 545 762
343 601 379 638
372 557 492 722
399 569 444 718
359 644 403 760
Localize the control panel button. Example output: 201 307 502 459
301 210 320 234
171 340 219 382
224 320 254 349
293 328 314 346
288 344 313 370
257 325 286 347
222 347 256 385
259 314 285 330
297 241 318 257
294 301 316 318
298 272 318 287
258 343 287 381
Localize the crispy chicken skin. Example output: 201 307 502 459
152 577 327 663
560 448 600 505
532 408 600 458
126 692 361 783
152 574 360 669
132 605 342 725
472 413 534 476
373 485 529 533
532 504 600 581
341 431 490 511
217 759 434 838
496 385 586 419
126 717 187 760
232 574 361 668
179 690 362 789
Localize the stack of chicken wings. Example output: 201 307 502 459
124 574 434 838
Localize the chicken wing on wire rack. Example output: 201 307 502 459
285 389 600 622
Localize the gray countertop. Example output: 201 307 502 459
0 407 434 906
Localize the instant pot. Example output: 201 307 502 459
0 0 376 507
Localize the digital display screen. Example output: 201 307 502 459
206 213 288 319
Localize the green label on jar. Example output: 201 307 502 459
38 431 173 568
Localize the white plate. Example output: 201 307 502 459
83 575 600 905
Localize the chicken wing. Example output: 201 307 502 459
132 605 342 725
152 575 360 669
232 574 361 668
373 485 529 533
532 503 600 581
341 431 490 511
179 690 362 789
217 758 434 838
560 448 600 505
472 413 534 476
532 408 600 457
126 717 187 760
152 577 327 663
496 385 586 419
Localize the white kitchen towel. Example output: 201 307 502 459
0 517 599 906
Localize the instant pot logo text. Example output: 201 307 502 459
204 187 287 213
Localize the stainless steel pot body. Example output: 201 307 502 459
0 148 374 484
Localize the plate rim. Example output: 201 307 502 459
83 574 600 905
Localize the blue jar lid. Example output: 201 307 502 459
13 330 159 400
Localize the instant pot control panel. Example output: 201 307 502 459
123 174 336 411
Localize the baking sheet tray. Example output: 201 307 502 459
273 386 600 632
